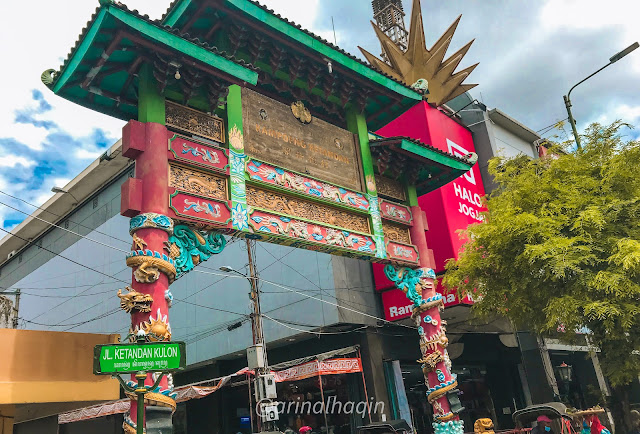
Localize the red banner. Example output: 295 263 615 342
273 358 362 382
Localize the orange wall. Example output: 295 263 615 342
0 329 120 404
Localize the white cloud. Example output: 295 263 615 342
0 123 49 151
592 103 640 129
540 0 640 71
0 156 35 168
75 148 102 160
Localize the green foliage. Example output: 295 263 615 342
444 121 640 387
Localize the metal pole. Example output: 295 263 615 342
12 289 20 329
357 348 373 424
317 365 330 434
135 372 147 434
247 373 255 433
563 60 617 150
563 95 581 149
247 239 264 351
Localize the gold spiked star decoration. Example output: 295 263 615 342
360 0 478 106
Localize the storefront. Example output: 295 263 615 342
382 331 527 434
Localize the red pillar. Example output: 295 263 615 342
386 206 464 434
121 120 176 431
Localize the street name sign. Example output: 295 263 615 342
93 341 186 375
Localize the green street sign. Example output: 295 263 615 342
93 341 186 375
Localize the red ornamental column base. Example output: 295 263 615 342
383 265 464 434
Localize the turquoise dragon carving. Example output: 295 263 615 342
384 265 436 308
167 225 226 278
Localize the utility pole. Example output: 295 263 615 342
247 239 265 355
221 242 278 432
12 288 20 329
244 239 278 433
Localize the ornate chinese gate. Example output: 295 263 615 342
42 0 477 432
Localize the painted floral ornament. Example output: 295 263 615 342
228 125 244 151
232 204 249 230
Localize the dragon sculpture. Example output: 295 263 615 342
117 286 153 314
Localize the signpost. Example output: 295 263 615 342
93 341 186 375
94 339 186 434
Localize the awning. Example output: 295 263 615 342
273 358 362 383
58 369 243 424
59 346 362 424
269 345 359 370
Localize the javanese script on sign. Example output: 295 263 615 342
94 342 186 375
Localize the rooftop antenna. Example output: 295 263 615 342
331 16 337 45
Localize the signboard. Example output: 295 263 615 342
381 286 473 321
273 358 362 382
93 341 186 375
378 101 486 274
242 88 363 192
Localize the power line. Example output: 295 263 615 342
193 269 414 329
536 117 568 133
0 201 129 253
0 188 133 247
263 314 368 336
0 226 129 284
0 197 413 334
21 308 122 328
255 243 379 310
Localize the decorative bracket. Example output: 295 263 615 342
166 224 227 279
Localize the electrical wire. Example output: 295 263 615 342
0 195 413 335
0 226 129 284
0 188 133 247
173 297 250 317
536 117 568 133
0 201 129 253
256 243 379 310
263 314 368 335
21 308 122 328
192 269 414 329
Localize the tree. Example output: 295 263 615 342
443 121 640 433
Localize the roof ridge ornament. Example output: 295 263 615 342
41 69 56 87
359 0 478 106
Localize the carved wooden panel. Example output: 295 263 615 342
169 164 227 200
242 88 363 191
248 210 376 256
382 221 411 244
170 192 231 225
246 186 370 234
375 174 406 201
246 159 370 211
379 199 413 225
165 101 224 143
386 241 419 264
168 133 228 173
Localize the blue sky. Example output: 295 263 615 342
0 0 638 230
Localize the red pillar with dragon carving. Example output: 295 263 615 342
119 71 178 431
384 205 464 434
